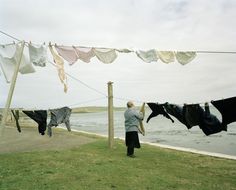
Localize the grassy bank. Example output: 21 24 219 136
0 135 235 190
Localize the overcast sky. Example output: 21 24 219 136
1 0 236 109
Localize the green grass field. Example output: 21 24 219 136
0 136 235 190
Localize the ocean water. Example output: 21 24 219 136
70 107 236 156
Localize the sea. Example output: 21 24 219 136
69 107 236 156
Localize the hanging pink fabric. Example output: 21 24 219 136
73 46 95 63
55 45 78 65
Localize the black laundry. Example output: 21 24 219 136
184 104 204 129
199 103 226 136
146 103 174 123
11 110 21 133
23 110 47 135
211 96 236 129
164 103 191 129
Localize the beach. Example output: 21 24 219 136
69 108 236 156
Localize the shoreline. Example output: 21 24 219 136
60 127 236 160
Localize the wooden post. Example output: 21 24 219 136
0 41 25 135
107 81 114 148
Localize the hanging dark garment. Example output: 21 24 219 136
11 110 21 132
199 103 225 136
164 103 191 129
146 102 174 123
23 110 47 135
47 107 72 137
184 104 204 129
211 97 236 129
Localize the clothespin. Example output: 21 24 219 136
43 42 46 45
49 42 52 47
13 41 15 44
29 41 32 44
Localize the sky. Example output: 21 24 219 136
0 0 236 109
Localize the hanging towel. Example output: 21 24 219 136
164 103 191 129
11 110 21 133
135 49 158 63
47 107 72 137
49 44 68 92
175 51 196 65
55 45 78 65
211 97 236 129
23 110 47 135
146 103 174 123
157 51 175 63
74 46 95 63
0 43 35 83
93 48 117 64
28 43 47 67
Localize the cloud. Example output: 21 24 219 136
0 0 236 108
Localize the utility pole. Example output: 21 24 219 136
107 81 114 148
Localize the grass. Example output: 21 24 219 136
0 137 236 190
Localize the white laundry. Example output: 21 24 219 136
136 49 158 63
157 51 175 63
28 43 47 67
115 48 133 53
93 48 117 64
0 43 35 83
175 51 197 65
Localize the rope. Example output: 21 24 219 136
68 97 107 107
0 30 21 42
48 61 107 97
114 96 211 106
0 29 234 107
1 30 236 54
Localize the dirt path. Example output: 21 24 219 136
0 125 97 154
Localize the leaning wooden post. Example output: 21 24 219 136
107 81 114 148
0 41 25 135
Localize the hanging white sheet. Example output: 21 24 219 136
136 49 158 63
28 43 47 67
0 43 35 83
157 51 175 63
93 48 117 64
175 51 197 65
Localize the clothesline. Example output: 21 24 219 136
0 29 235 108
113 96 216 107
1 30 236 54
68 97 107 107
48 60 108 97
